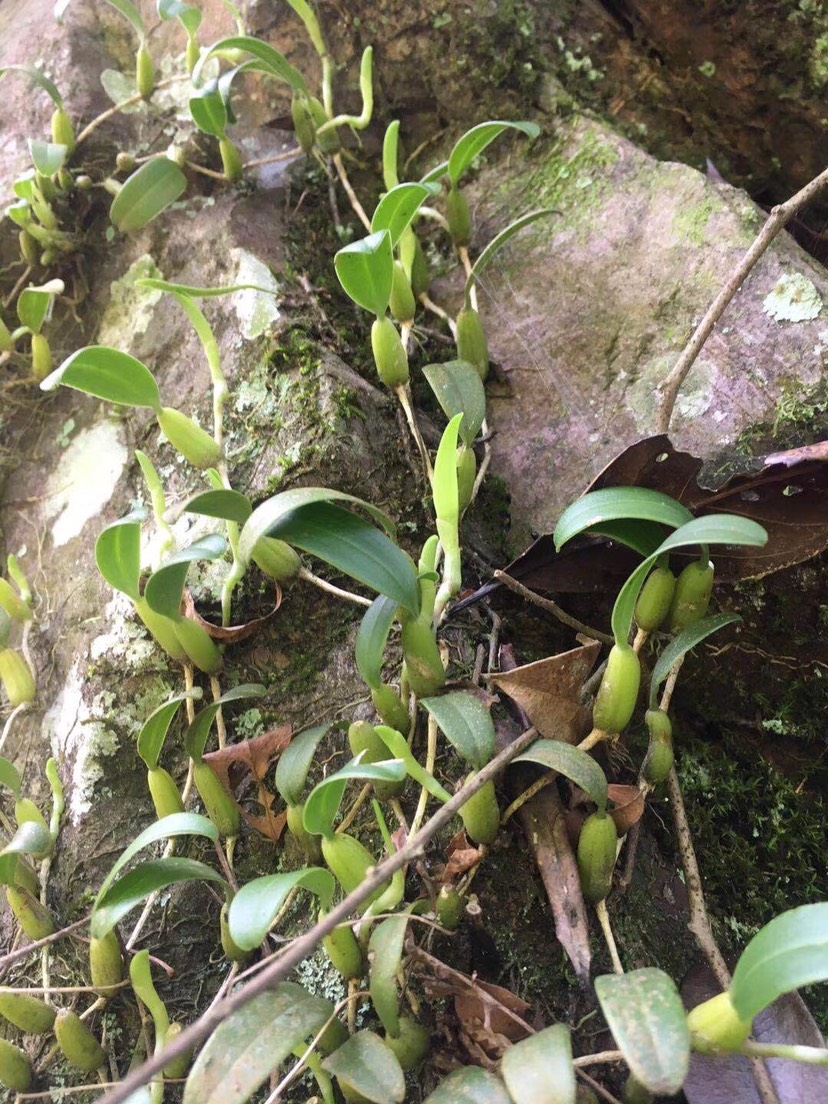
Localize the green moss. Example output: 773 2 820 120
809 33 828 89
672 193 725 247
504 130 619 227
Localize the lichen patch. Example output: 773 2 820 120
231 249 281 339
762 272 823 323
43 421 128 547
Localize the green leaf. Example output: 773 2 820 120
92 857 226 938
0 64 63 106
611 515 768 645
183 684 266 762
137 691 203 770
322 1030 405 1104
730 903 828 1021
136 278 275 298
144 535 228 620
239 487 398 565
422 360 486 446
554 488 694 551
110 158 187 233
183 983 334 1104
264 501 420 616
421 691 495 770
466 209 557 304
194 36 308 94
432 413 463 539
0 821 51 872
28 140 67 176
40 345 161 409
95 508 147 600
649 613 741 708
382 119 400 190
102 0 146 37
274 724 330 807
189 82 229 138
501 1024 575 1104
595 968 690 1095
182 489 253 524
371 183 433 247
355 595 398 690
303 758 407 838
284 0 326 55
511 739 608 813
335 230 394 316
0 757 21 797
157 0 201 34
228 867 335 951
374 726 452 804
423 1066 512 1103
95 812 218 904
17 280 63 334
130 949 169 1041
447 120 540 185
589 518 669 558
369 914 408 1036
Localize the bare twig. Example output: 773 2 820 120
0 915 90 972
657 164 828 433
332 153 371 232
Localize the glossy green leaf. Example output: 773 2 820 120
355 595 398 690
554 488 694 551
7 201 32 228
322 1030 405 1104
335 230 394 316
589 518 669 558
421 691 495 771
28 140 67 176
423 1066 512 1104
447 120 540 185
95 509 147 600
371 183 432 247
263 500 420 615
228 867 335 951
92 857 226 938
184 982 333 1104
239 487 397 566
375 726 452 804
649 613 741 708
512 739 608 813
0 757 21 797
731 903 828 1021
500 1024 576 1104
432 413 463 543
130 949 169 1040
382 119 400 189
303 758 407 838
182 489 252 524
0 821 51 868
274 724 330 806
157 0 201 34
183 684 266 762
17 280 63 334
110 158 187 233
137 690 203 770
0 64 63 106
595 968 690 1095
189 82 228 137
611 515 768 645
194 36 308 94
284 0 326 54
136 278 275 299
41 345 161 408
95 812 217 905
369 914 408 1036
144 535 228 620
422 360 486 446
466 208 557 303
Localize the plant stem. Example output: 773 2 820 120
409 712 438 838
657 163 828 433
336 783 372 834
95 726 541 1104
394 383 433 480
298 567 372 607
741 1041 828 1065
332 153 371 232
0 700 30 752
0 915 90 973
75 75 187 146
595 899 623 974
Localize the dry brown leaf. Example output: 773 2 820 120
182 587 282 643
607 783 646 834
489 641 600 740
204 726 292 842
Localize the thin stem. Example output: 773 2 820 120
493 570 614 645
658 164 828 433
500 772 557 826
126 839 176 951
419 293 457 337
469 417 492 507
96 726 542 1104
75 75 187 146
184 159 226 181
577 727 611 752
0 981 129 995
0 701 30 752
298 567 372 607
573 1050 625 1067
741 1041 828 1065
409 712 438 838
210 675 227 750
243 149 301 170
332 153 371 232
336 783 372 834
595 899 623 974
0 914 90 972
394 384 433 480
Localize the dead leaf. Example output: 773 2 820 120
182 586 282 643
488 641 600 740
588 434 828 580
204 726 292 842
434 830 484 883
607 783 646 834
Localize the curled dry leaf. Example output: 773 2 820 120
204 726 292 842
182 586 282 643
488 641 600 740
434 829 484 883
608 783 646 834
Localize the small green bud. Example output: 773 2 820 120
371 685 410 736
322 917 364 979
371 315 409 388
401 619 445 697
435 885 463 930
162 1021 193 1078
193 761 240 837
89 930 123 996
456 444 476 512
642 709 674 785
456 306 489 380
410 234 431 297
309 97 339 155
147 766 185 819
136 42 155 98
18 229 39 267
286 802 322 864
6 886 54 940
576 810 618 903
459 775 500 845
115 151 136 173
185 36 200 74
55 1009 106 1071
389 260 416 324
667 560 714 633
0 648 36 706
76 174 93 190
384 1016 430 1069
220 901 252 962
0 1038 32 1092
30 333 53 383
634 566 676 632
156 407 222 470
686 991 752 1054
251 537 301 582
446 183 471 246
219 138 243 183
172 617 223 675
592 644 640 733
50 106 75 151
321 831 389 905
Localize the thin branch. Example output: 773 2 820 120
298 567 372 607
96 726 541 1104
0 915 90 972
332 153 371 232
657 164 828 433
